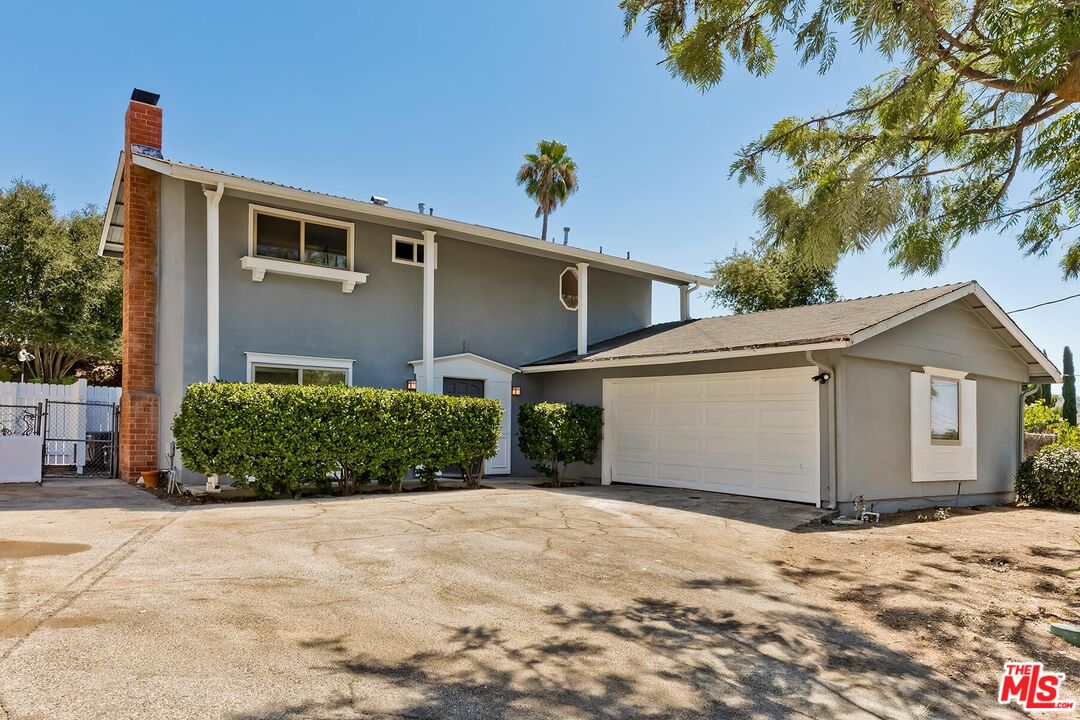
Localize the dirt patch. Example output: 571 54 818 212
0 540 91 559
772 504 1080 697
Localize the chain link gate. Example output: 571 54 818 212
42 399 119 478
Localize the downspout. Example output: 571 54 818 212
807 351 838 510
679 283 700 322
204 182 224 381
421 230 437 393
1019 384 1039 462
576 262 589 356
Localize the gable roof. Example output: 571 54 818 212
99 147 712 287
523 281 1062 383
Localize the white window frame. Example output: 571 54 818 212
929 375 962 446
245 352 354 385
559 266 579 311
391 234 437 268
249 204 355 271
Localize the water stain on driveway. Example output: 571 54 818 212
0 540 91 559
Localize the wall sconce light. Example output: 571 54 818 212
406 378 417 391
511 386 522 397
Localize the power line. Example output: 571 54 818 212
1007 292 1080 314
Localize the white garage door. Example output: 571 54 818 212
603 367 821 504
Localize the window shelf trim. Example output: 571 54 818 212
240 255 369 293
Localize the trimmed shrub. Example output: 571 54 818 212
1015 444 1080 510
172 383 503 498
518 402 603 486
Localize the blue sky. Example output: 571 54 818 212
1 1 1075 376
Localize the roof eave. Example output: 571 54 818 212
520 339 851 373
130 153 714 287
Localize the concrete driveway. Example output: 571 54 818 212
0 479 1018 720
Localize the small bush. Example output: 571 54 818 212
173 383 503 499
518 402 603 486
1015 445 1080 510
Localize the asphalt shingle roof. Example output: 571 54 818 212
527 282 973 366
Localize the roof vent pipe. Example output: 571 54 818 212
418 202 425 215
626 251 631 260
428 208 433 216
563 227 570 245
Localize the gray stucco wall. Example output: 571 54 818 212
156 176 186 467
158 181 653 472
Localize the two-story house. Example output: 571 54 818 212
101 90 1060 513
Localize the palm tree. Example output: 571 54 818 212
516 140 578 241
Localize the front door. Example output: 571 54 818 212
443 377 485 398
441 378 487 477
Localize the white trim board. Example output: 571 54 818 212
521 341 851 373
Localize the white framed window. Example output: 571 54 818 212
391 235 436 267
910 367 976 483
249 204 354 271
245 352 354 386
559 267 579 310
930 376 961 445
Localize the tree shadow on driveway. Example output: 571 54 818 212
231 591 1019 720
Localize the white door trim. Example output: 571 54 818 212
409 353 516 475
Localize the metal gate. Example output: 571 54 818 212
42 399 119 478
0 403 41 438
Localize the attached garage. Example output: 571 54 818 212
602 367 821 504
524 282 1062 512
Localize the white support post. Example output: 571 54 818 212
576 262 589 356
679 284 694 322
204 182 225 381
422 229 437 394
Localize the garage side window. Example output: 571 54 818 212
930 377 960 444
910 368 977 483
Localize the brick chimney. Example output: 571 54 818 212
119 89 162 482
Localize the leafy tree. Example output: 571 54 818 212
1064 346 1077 425
621 0 1080 276
0 180 121 382
709 241 839 313
516 140 579 241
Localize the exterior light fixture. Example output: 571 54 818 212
406 379 417 391
511 385 522 397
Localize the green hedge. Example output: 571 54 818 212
173 383 503 498
518 402 603 486
1016 444 1080 510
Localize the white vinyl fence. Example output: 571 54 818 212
0 380 121 471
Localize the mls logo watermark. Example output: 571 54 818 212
998 662 1076 712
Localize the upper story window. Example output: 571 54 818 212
392 235 435 267
930 377 960 444
559 267 579 310
250 205 354 271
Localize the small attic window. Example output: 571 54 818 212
559 267 579 310
392 236 432 267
